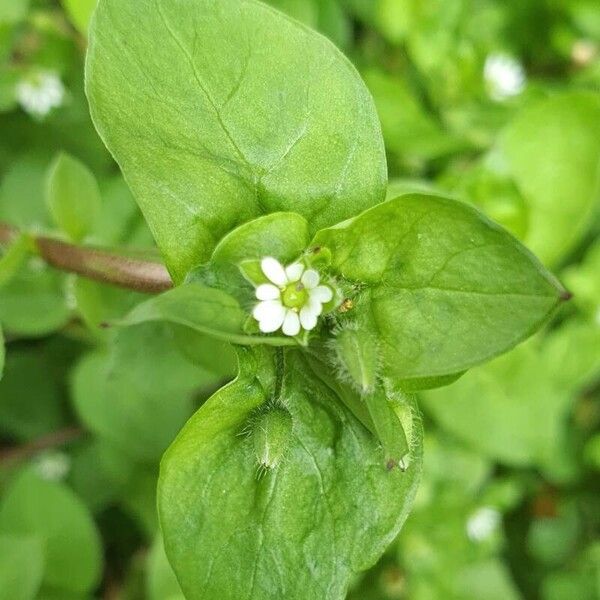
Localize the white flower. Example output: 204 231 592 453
16 71 65 118
484 54 526 101
466 506 501 542
253 257 333 337
33 451 71 482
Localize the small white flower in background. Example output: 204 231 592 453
484 54 526 101
253 257 333 337
16 70 65 118
34 451 71 482
466 506 501 542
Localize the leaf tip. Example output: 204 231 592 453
559 289 573 302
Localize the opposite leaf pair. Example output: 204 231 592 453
123 193 566 392
85 1 566 598
118 191 565 484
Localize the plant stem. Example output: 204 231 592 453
0 426 84 466
0 221 172 294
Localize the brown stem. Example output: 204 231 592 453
0 426 84 466
0 221 172 294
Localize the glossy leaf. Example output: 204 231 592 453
159 348 422 600
199 211 311 295
87 0 386 281
119 282 296 347
0 470 103 595
313 193 565 380
211 212 309 268
46 153 102 242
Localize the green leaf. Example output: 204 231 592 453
61 0 97 34
0 345 69 442
119 282 296 347
212 212 309 268
159 348 422 600
68 441 134 513
0 263 70 337
71 322 216 462
562 239 600 318
45 153 102 242
198 211 311 295
0 0 30 24
92 175 152 247
0 325 4 380
542 319 600 393
313 193 565 380
500 92 600 266
0 233 30 288
0 156 51 229
0 534 44 600
364 388 410 469
86 0 386 281
421 340 575 475
170 325 237 379
0 470 103 595
364 69 466 165
146 535 185 600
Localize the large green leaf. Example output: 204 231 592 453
86 0 386 281
119 283 296 347
422 342 559 468
159 348 422 600
71 322 218 462
0 470 103 595
0 534 44 600
45 153 102 243
500 92 600 266
313 193 565 380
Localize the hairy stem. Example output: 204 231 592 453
0 221 172 294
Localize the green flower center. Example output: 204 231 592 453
282 283 308 310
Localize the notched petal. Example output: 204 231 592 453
261 257 287 286
285 263 304 283
301 269 319 289
282 310 301 336
256 283 281 301
310 285 333 303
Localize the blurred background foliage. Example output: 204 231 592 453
0 0 599 599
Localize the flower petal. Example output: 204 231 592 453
285 263 304 283
257 303 286 333
301 269 320 289
310 285 333 303
299 305 318 330
307 297 323 317
253 300 283 321
261 257 287 286
282 310 301 336
256 283 281 301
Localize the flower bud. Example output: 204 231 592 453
252 407 293 470
333 325 380 394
